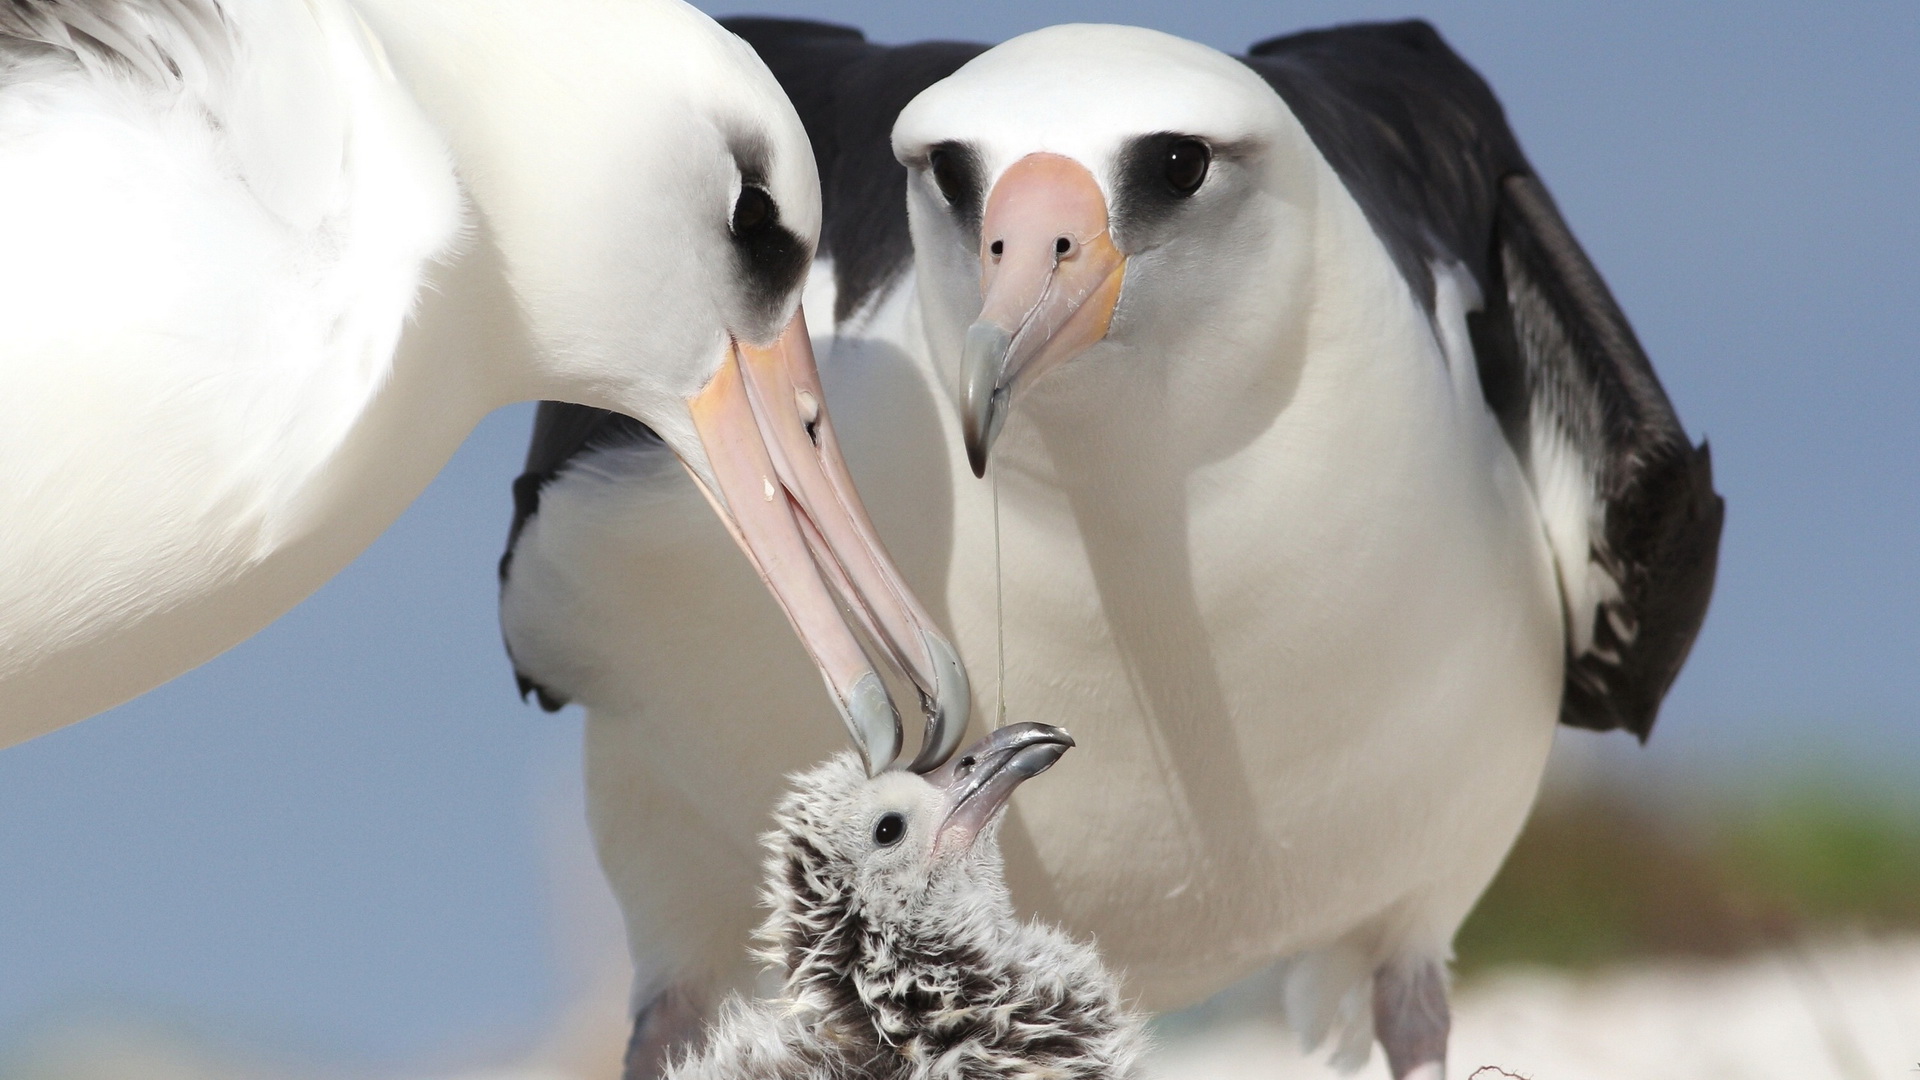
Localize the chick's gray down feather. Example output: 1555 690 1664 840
668 744 1147 1080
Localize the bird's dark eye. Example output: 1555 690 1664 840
928 149 965 204
1164 138 1210 197
732 185 774 234
873 812 906 847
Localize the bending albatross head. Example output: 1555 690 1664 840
364 0 969 771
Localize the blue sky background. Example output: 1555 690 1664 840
1 1 1915 1073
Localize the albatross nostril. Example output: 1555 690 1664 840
990 239 1004 257
1055 236 1072 256
795 389 821 445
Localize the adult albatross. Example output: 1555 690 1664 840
0 0 966 768
499 19 1722 1080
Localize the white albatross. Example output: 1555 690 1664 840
0 0 966 766
498 19 1723 1080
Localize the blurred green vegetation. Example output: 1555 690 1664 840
1455 774 1920 974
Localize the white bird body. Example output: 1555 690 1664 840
0 0 464 737
502 20 1720 1077
932 248 1563 1010
516 198 1560 1040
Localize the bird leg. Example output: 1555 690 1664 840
1372 958 1449 1080
622 982 708 1080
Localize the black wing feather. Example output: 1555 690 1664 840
498 402 661 711
1246 21 1518 316
1245 21 1723 738
1491 175 1724 736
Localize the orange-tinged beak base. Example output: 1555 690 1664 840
961 153 1127 477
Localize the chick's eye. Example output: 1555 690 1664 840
1164 138 1210 197
928 150 964 204
872 812 906 847
732 185 774 234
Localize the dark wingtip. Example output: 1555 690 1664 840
1559 432 1725 743
1247 19 1448 61
717 16 867 45
515 673 570 713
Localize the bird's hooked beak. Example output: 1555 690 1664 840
687 309 970 775
925 722 1074 851
960 153 1128 477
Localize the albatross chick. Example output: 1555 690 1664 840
667 723 1145 1080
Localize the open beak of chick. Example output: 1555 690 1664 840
925 722 1074 852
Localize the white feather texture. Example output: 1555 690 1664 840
0 0 459 732
0 0 821 744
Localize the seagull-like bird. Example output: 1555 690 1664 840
670 722 1146 1080
0 0 965 765
500 19 1722 1080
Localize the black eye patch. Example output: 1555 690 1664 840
921 141 984 231
1112 132 1215 245
727 180 807 327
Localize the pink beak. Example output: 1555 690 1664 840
687 310 969 774
960 153 1128 477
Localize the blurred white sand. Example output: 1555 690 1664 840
400 931 1920 1080
393 933 1920 1080
1151 936 1920 1080
7 936 1916 1079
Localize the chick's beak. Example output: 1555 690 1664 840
686 309 970 775
927 722 1074 850
960 153 1127 477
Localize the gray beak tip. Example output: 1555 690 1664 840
906 632 971 774
846 671 901 777
960 321 1014 480
1007 736 1071 779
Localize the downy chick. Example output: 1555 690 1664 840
667 723 1145 1080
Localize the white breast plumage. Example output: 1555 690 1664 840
498 17 1721 1080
